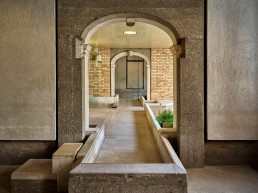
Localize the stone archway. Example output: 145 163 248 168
76 13 180 148
110 51 151 100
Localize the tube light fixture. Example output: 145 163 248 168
123 31 137 35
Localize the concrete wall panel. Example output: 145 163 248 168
207 0 258 140
0 0 56 140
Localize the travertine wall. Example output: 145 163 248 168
204 0 258 167
0 0 56 140
207 0 258 140
0 0 56 163
151 48 173 100
89 48 110 97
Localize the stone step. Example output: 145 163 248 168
11 159 56 193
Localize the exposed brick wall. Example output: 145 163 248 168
151 48 173 100
89 48 110 97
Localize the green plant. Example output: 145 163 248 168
156 110 173 127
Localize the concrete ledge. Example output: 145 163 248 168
69 164 187 193
112 103 118 108
113 94 119 108
148 103 173 117
11 159 56 193
81 125 105 163
89 94 119 105
71 124 105 169
159 128 177 138
52 143 83 192
144 103 185 172
140 95 155 106
85 126 100 136
89 111 113 126
71 163 186 174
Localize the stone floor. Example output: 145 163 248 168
93 99 163 163
187 166 258 193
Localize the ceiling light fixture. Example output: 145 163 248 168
126 18 136 27
123 31 137 35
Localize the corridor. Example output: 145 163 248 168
90 100 163 163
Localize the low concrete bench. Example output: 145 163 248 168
52 143 83 193
11 159 56 193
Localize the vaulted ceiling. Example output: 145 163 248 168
89 22 173 49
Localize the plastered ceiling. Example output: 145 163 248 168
89 22 173 48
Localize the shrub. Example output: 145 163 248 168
156 110 173 127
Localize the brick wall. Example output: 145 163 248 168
151 48 173 100
89 48 110 97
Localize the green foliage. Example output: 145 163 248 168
156 110 173 127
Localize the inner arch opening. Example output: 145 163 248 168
79 13 179 142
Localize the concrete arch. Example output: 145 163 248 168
81 13 179 46
110 51 151 100
80 13 180 137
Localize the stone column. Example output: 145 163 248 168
147 65 150 100
170 40 205 168
111 64 116 97
169 45 181 130
81 44 92 140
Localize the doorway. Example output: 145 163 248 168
115 55 147 100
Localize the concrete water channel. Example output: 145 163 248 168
93 100 162 164
69 99 187 193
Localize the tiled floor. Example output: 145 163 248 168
94 99 163 163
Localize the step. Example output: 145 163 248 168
11 159 56 193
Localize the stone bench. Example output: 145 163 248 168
11 159 57 193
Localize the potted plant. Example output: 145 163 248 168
156 110 173 128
